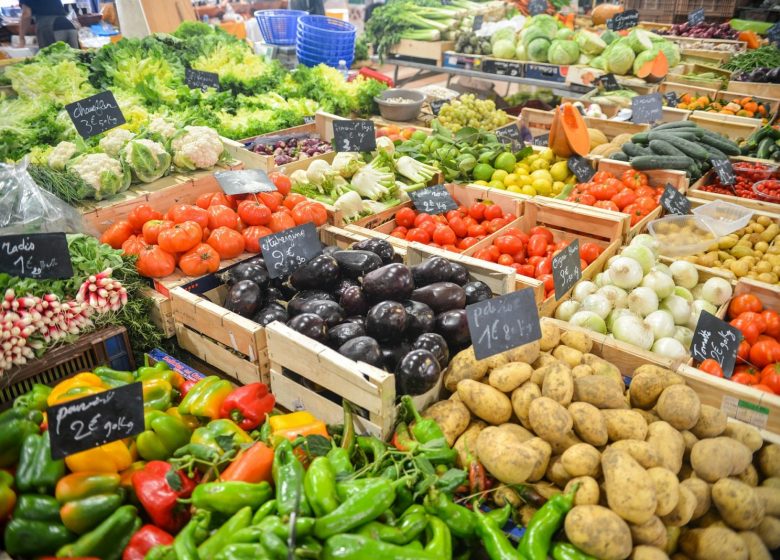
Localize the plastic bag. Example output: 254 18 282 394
0 157 87 234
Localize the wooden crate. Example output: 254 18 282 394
658 81 719 99
570 96 690 123
388 40 455 65
727 82 780 101
667 36 747 53
715 91 780 121
689 170 780 214
686 112 759 142
520 107 650 143
667 63 731 90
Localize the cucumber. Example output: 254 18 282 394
609 151 629 162
703 144 727 160
649 139 687 157
652 121 698 131
648 131 699 142
622 142 651 157
632 132 650 144
655 134 709 160
699 133 741 156
630 155 694 170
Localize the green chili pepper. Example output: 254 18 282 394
251 499 277 524
423 490 475 539
355 505 427 545
215 543 270 560
403 395 448 446
551 542 598 560
261 514 316 540
340 400 355 456
173 510 211 560
56 505 141 560
518 484 578 560
272 439 310 516
473 505 524 560
191 481 272 516
13 384 51 411
424 516 452 558
198 506 252 559
486 503 512 528
145 545 176 560
296 536 323 559
322 534 439 560
304 456 340 517
259 527 288 560
327 447 353 478
357 435 387 464
314 477 399 540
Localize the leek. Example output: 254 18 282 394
401 29 441 41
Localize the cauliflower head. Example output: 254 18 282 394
47 141 79 171
99 128 136 157
68 153 131 201
171 125 225 171
124 139 172 183
148 117 177 140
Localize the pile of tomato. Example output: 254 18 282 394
99 173 328 279
697 162 779 201
566 169 663 226
697 293 780 395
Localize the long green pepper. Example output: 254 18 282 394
173 510 211 560
272 439 310 516
518 484 578 560
304 456 340 517
473 505 524 560
551 542 599 560
314 477 399 540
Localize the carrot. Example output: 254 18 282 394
220 441 274 483
738 31 760 49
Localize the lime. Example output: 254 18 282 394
473 163 495 182
478 151 495 164
494 152 517 173
411 130 428 143
550 161 569 182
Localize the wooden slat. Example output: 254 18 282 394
687 112 760 141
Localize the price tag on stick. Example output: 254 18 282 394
466 288 542 360
260 223 322 279
214 169 278 195
430 98 448 116
660 183 691 215
607 9 638 31
768 22 780 45
529 0 548 16
664 92 678 108
332 120 376 152
532 133 549 147
567 156 595 183
0 232 73 279
691 311 742 378
597 73 620 92
495 123 524 150
631 93 663 124
408 184 459 215
688 8 705 26
552 240 582 300
65 91 126 139
48 383 145 460
185 68 220 91
303 115 315 124
472 15 483 31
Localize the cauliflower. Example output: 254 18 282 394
148 117 177 140
47 141 79 171
123 139 172 183
171 126 226 171
99 128 136 157
68 153 131 201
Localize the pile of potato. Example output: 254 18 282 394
422 319 780 560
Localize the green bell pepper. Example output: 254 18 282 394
0 406 43 468
14 383 51 411
4 494 75 556
191 480 273 516
143 378 174 411
14 494 61 522
136 410 192 461
60 490 127 534
178 375 233 419
15 431 65 494
57 504 141 560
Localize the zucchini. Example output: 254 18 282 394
652 121 698 131
648 130 699 142
757 136 775 160
609 151 629 161
632 132 650 144
649 139 686 157
699 133 741 156
630 155 694 170
622 142 651 157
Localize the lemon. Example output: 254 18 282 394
516 164 530 174
539 148 555 162
526 154 539 163
491 169 509 183
519 174 533 186
504 173 519 187
553 181 565 194
521 185 537 196
532 178 552 196
530 158 549 171
489 179 506 190
507 184 524 193
531 169 553 182
550 160 569 182
473 180 489 186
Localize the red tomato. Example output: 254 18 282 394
207 226 245 259
762 310 780 338
538 274 554 292
196 192 234 210
591 183 618 201
511 248 526 263
269 172 292 196
458 237 478 250
141 220 174 245
406 228 430 244
121 235 148 257
432 225 457 246
738 339 751 363
242 226 273 253
574 193 597 206
448 217 468 239
473 248 497 262
594 200 620 212
529 227 554 244
158 221 203 254
445 210 463 222
515 264 535 277
395 207 417 228
527 234 549 257
731 372 757 385
179 243 221 277
535 258 552 277
413 213 434 227
484 218 506 234
258 192 282 211
128 204 163 232
468 203 486 220
494 235 524 255
729 294 763 318
699 358 724 377
100 221 134 250
635 196 657 214
591 171 614 183
635 185 656 198
391 226 408 237
467 224 487 238
502 228 529 243
136 245 176 278
207 205 239 230
418 220 437 237
283 193 308 211
752 384 775 393
579 242 602 264
750 339 780 368
620 170 648 188
483 204 503 220
268 211 296 233
497 254 515 266
237 200 272 226
292 202 328 226
612 188 637 211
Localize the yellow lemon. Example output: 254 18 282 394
553 181 565 194
491 169 509 183
531 169 553 183
516 164 530 174
526 154 539 164
521 185 537 196
531 158 549 171
539 148 555 162
507 184 524 193
550 160 569 182
519 174 533 186
489 179 506 190
473 180 489 186
504 173 519 187
532 178 552 196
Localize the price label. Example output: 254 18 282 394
0 232 73 279
688 8 705 26
303 115 315 124
529 0 548 16
552 240 582 300
532 133 549 147
332 120 377 152
467 288 542 360
185 68 220 91
607 9 639 31
65 91 126 139
214 169 277 195
524 63 566 83
712 157 736 186
482 59 523 77
495 123 524 150
431 98 449 116
768 22 780 44
597 73 620 92
48 383 144 460
631 93 663 124
664 92 678 108
473 14 483 31
691 311 742 378
660 183 691 215
260 223 322 279
408 184 459 215
567 155 595 183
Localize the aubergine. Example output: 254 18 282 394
224 280 263 318
344 316 366 329
395 349 441 396
290 254 340 291
365 301 407 342
448 262 469 286
435 309 470 350
288 290 336 316
299 300 345 327
338 336 383 368
381 341 410 372
333 278 360 300
403 300 435 338
412 332 450 369
266 286 284 304
352 238 395 264
327 322 366 348
411 257 453 287
221 261 269 290
287 313 328 344
362 263 414 303
252 304 288 326
333 250 383 279
411 282 466 314
463 281 492 305
339 285 368 317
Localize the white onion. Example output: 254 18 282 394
569 311 607 334
674 287 693 302
555 300 581 321
606 308 636 332
597 285 628 309
594 271 612 288
583 293 613 319
660 295 692 326
631 233 659 257
628 286 659 317
645 310 675 339
651 263 672 277
673 326 693 348
652 337 689 361
573 281 597 303
606 255 621 268
691 284 704 300
688 299 718 330
641 270 675 299
613 315 655 350
670 261 698 289
621 244 655 274
701 277 733 307
609 257 644 290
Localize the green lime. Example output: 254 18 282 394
494 152 517 173
411 130 428 143
472 163 495 182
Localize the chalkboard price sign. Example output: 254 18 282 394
664 92 678 108
529 0 548 16
567 155 595 183
303 115 315 124
631 93 663 124
691 311 742 378
607 9 639 31
688 8 705 26
65 91 126 139
185 68 220 91
430 98 449 116
524 63 565 83
0 232 73 280
467 288 542 360
552 240 582 300
597 73 620 92
473 15 484 31
48 382 145 460
260 222 322 279
532 133 549 147
332 120 377 153
660 183 691 215
481 59 523 78
712 158 736 187
408 184 459 215
214 169 278 195
495 123 524 150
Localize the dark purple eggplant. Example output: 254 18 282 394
321 245 340 257
411 257 452 287
381 341 410 371
435 309 470 350
221 261 269 290
252 304 288 326
412 332 450 368
403 300 435 338
288 290 336 316
448 262 469 285
411 282 466 313
266 285 284 304
299 300 345 327
290 254 340 291
327 322 366 348
287 313 328 344
333 278 360 300
339 285 368 317
333 250 383 279
366 301 407 342
224 280 263 318
352 238 395 264
362 263 414 303
395 349 441 396
338 336 383 368
344 316 366 329
463 281 492 305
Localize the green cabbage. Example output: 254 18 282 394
527 38 551 62
515 43 527 61
627 29 653 54
606 41 636 75
600 30 619 45
492 27 517 46
578 53 592 65
529 14 559 36
493 39 517 59
591 56 607 71
556 28 574 40
548 40 580 65
656 41 680 67
523 26 553 48
576 30 606 56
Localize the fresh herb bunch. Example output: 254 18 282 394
27 164 94 205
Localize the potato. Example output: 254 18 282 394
511 381 541 429
680 527 748 560
631 546 670 560
493 485 522 508
561 330 593 353
548 430 584 456
525 437 552 481
734 464 759 487
681 430 698 459
453 420 486 468
546 455 572 487
543 362 574 406
666 527 681 557
647 421 685 474
539 321 560 351
763 477 780 489
737 531 772 560
758 444 780 478
629 366 684 409
660 486 697 528
565 505 633 560
724 423 763 453
582 353 623 382
533 352 558 369
647 467 679 517
712 479 765 530
656 385 701 430
630 516 668 548
488 362 532 393
484 352 509 370
680 478 711 520
602 448 657 524
553 345 584 368
633 408 660 425
603 409 649 441
560 407 604 451
422 399 470 446
691 437 753 482
755 486 780 516
529 397 573 441
755 515 780 550
572 364 594 379
690 405 727 438
498 423 534 443
574 375 627 409
457 380 512 425
611 440 661 469
565 476 600 506
476 426 538 484
450 392 462 403
531 361 568 386
505 339 541 364
444 347 491 391
562 443 601 478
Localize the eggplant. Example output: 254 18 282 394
411 257 452 287
412 332 450 369
288 290 336 316
362 263 414 303
327 322 366 348
403 300 435 338
463 281 492 305
381 341 410 372
287 313 328 344
333 250 383 279
435 309 470 350
290 254 340 291
221 261 269 290
338 336 383 368
252 304 288 326
339 285 368 317
299 300 345 327
411 282 466 313
266 286 284 304
321 245 340 257
224 280 263 318
395 349 441 396
366 301 408 342
272 279 298 301
343 316 366 329
352 238 396 264
333 278 360 300
448 262 469 285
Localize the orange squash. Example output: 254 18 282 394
648 50 668 83
561 103 590 157
549 106 564 156
591 3 624 26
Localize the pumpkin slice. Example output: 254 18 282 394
648 50 668 83
549 105 563 155
560 103 590 157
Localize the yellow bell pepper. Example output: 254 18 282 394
166 407 200 431
48 373 107 406
64 440 134 473
269 411 328 441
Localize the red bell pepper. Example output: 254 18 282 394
179 379 198 398
122 525 174 560
219 383 275 430
131 461 196 533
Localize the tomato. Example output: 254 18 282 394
121 235 148 256
732 317 761 345
468 203 486 220
406 228 430 244
448 217 468 239
483 204 503 220
738 339 751 363
762 309 780 338
579 242 602 265
535 257 552 277
750 339 780 368
395 207 417 228
433 214 448 224
158 221 203 254
528 227 553 244
741 311 767 333
196 192 234 210
292 202 328 226
728 294 763 318
473 248 497 262
497 254 515 266
100 221 134 250
442 244 460 253
237 200 272 226
127 204 163 232
467 224 487 237
458 237 478 250
635 196 657 214
268 211 296 233
622 203 644 226
207 226 245 259
169 204 209 229
241 226 273 253
591 183 618 201
574 193 597 206
137 245 176 278
283 193 308 211
611 188 637 210
760 369 780 394
634 185 656 199
418 220 437 237
432 224 457 246
515 264 535 277
179 243 221 277
620 170 648 189
591 171 614 183
445 210 462 222
731 373 757 385
391 226 408 236
269 172 292 196
207 205 239 230
494 235 524 255
258 192 282 211
594 200 620 212
141 220 174 245
485 218 507 234
699 358 724 377
527 234 548 257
